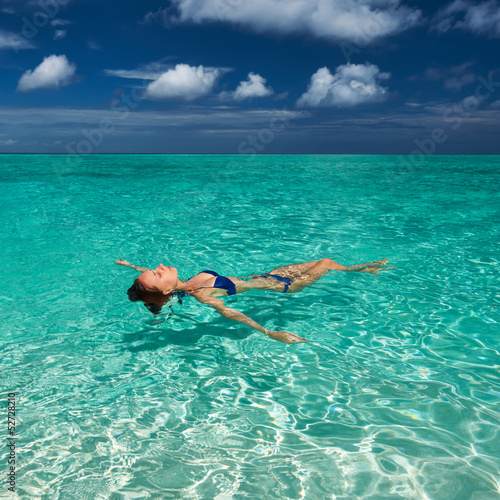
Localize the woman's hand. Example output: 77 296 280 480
115 260 149 273
267 331 307 344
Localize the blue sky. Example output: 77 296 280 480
1 0 499 154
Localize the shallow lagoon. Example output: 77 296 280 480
1 155 499 499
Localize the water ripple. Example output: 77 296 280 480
1 155 500 498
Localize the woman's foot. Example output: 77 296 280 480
359 260 396 274
346 259 394 273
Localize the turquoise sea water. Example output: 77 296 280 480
1 154 499 499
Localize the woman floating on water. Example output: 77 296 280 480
117 258 394 344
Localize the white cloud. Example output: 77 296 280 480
53 29 67 40
145 63 221 101
0 30 34 51
0 106 306 147
104 62 172 81
51 19 73 27
17 55 76 92
433 0 500 37
491 100 500 108
105 69 156 80
297 63 390 108
220 72 273 101
141 7 171 27
168 0 421 42
0 139 16 146
420 62 476 91
275 91 289 100
443 73 476 90
424 61 472 79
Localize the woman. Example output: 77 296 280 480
117 257 394 344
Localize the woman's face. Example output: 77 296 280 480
138 264 178 293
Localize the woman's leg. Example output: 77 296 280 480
240 259 344 293
269 260 322 275
240 261 320 280
269 257 387 276
284 258 339 293
285 258 393 293
240 258 392 293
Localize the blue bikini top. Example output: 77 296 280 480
182 270 237 296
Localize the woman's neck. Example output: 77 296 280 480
175 279 192 292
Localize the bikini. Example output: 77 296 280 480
184 270 292 296
191 270 237 295
259 273 292 293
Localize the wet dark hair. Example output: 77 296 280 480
127 279 182 315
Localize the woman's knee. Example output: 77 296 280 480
320 258 345 271
319 258 335 269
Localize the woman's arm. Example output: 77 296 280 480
115 259 149 273
194 294 306 344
